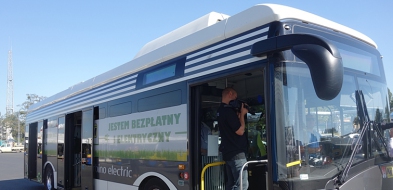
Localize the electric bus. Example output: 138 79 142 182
24 3 393 190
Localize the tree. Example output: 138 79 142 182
0 114 18 141
19 94 47 122
375 108 382 123
1 94 46 142
19 94 46 137
0 113 4 140
389 88 393 112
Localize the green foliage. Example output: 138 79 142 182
0 114 18 141
375 108 382 123
19 94 47 122
0 94 46 141
95 149 187 161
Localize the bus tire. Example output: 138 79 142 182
143 178 169 190
45 166 54 190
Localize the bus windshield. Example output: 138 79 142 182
273 40 390 184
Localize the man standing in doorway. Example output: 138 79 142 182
217 87 248 190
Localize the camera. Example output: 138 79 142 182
228 99 255 115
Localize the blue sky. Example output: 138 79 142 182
1 0 392 115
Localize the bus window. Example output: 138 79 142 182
82 143 92 165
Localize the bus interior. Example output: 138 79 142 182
193 68 268 189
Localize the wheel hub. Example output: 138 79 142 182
46 174 52 190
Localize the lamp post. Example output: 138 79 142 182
0 112 2 143
18 111 20 145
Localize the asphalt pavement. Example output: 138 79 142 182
0 152 44 190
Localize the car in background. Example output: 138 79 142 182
0 143 24 153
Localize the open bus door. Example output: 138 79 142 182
64 108 94 190
191 68 269 190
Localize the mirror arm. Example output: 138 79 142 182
251 34 340 58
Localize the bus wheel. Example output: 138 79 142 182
143 178 169 190
45 166 54 190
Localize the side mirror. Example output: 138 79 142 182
251 34 343 100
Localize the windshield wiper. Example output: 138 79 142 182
332 90 392 189
333 90 370 188
373 122 390 158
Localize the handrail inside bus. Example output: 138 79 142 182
200 161 225 190
239 159 268 190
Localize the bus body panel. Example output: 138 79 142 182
340 165 382 190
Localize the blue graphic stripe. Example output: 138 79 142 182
27 25 271 122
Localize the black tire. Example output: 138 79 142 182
45 166 54 190
143 178 169 190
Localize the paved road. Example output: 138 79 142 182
0 152 44 190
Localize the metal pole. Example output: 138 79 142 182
0 112 2 143
239 159 268 190
200 161 226 190
18 112 20 145
0 112 3 144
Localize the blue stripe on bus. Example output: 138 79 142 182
185 46 254 73
29 74 137 114
27 82 136 119
184 54 258 77
185 24 270 60
28 82 186 122
27 24 271 122
185 30 268 63
28 54 259 121
26 84 135 117
29 54 254 120
28 85 137 121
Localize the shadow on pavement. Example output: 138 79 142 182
0 178 44 190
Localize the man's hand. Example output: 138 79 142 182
240 103 248 115
236 103 248 136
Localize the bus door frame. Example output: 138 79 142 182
80 108 95 190
190 85 203 188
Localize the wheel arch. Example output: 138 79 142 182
43 161 58 189
133 172 176 189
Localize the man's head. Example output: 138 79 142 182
222 87 237 104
